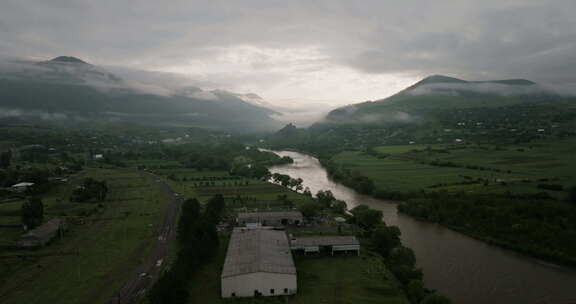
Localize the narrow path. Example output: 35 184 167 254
108 172 181 304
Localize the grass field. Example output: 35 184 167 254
0 168 168 304
332 151 524 193
153 168 316 208
332 139 576 197
374 145 430 154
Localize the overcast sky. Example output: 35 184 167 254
1 0 575 113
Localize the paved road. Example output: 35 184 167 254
108 172 181 304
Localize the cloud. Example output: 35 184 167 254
0 0 575 122
406 82 552 97
0 107 68 120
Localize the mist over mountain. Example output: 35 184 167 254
0 57 281 132
320 75 567 126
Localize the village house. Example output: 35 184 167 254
11 182 35 192
17 218 66 248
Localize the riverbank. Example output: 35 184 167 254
312 145 576 267
268 150 576 304
398 197 576 267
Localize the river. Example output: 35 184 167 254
268 150 576 304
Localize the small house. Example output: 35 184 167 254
17 218 66 248
11 182 35 192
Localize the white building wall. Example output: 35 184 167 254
222 272 297 298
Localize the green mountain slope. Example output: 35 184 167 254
0 57 281 133
322 75 560 125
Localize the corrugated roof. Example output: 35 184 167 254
22 218 63 240
11 182 35 188
222 228 296 278
291 236 359 247
238 211 303 219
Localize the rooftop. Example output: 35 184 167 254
22 218 64 240
12 182 35 188
291 236 360 247
238 211 303 219
222 228 296 278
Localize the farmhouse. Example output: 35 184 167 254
221 228 297 298
237 211 303 227
11 182 35 192
290 236 360 255
17 218 66 248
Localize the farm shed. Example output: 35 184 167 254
11 182 35 192
221 228 297 298
17 218 66 248
237 211 303 227
290 236 360 255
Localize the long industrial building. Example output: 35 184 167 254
237 211 303 227
290 236 360 255
221 228 297 298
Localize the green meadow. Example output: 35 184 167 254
332 139 576 197
0 169 168 304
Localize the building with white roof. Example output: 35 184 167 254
290 236 360 255
221 228 297 298
11 182 35 192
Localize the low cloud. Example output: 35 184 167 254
0 107 68 120
406 82 552 97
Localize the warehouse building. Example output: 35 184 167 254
237 211 303 228
221 228 297 298
290 236 360 255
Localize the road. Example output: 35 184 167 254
108 171 181 304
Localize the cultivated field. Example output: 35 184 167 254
332 139 576 198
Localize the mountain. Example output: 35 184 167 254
49 56 89 64
0 57 281 133
321 75 559 125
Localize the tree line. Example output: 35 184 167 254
148 194 224 304
398 193 576 266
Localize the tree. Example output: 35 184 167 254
420 293 452 304
21 197 44 230
178 198 201 243
406 280 426 304
70 178 108 202
569 186 576 205
390 264 423 285
299 201 319 220
205 194 225 225
0 150 12 169
370 224 401 257
390 246 417 267
316 190 335 208
332 200 348 214
351 205 382 232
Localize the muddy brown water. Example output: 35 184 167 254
268 150 576 304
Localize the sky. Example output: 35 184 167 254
1 0 576 123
